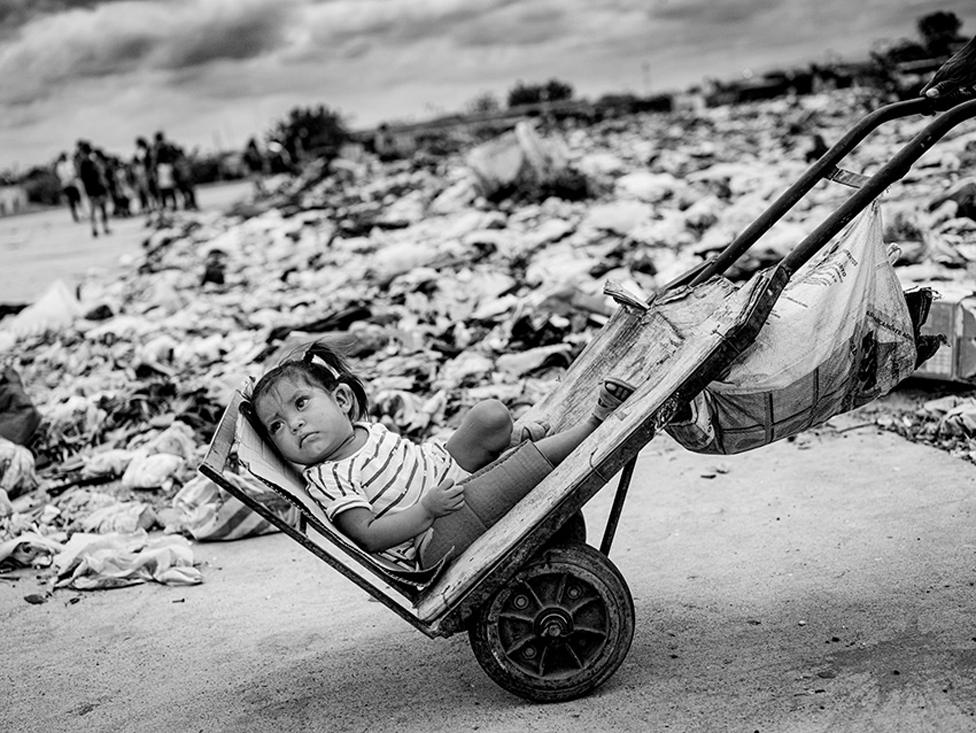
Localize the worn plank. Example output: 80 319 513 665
524 277 738 432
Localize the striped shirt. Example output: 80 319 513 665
303 422 468 566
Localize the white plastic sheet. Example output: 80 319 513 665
53 530 202 589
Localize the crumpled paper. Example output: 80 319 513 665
53 530 202 589
935 399 976 437
0 437 38 497
120 451 184 490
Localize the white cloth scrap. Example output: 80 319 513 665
54 530 202 589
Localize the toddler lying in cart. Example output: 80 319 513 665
246 342 634 569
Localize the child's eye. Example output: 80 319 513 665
268 420 282 434
296 396 309 410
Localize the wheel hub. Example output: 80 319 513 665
536 609 573 638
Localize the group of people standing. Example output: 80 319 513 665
54 132 197 237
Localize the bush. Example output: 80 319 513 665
20 166 60 206
188 155 224 185
506 78 574 108
267 105 349 165
918 11 963 56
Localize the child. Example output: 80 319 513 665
249 344 634 567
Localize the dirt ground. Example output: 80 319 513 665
3 412 975 733
0 181 252 305
3 181 976 731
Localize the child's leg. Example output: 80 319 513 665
534 379 635 466
445 399 513 472
533 416 602 465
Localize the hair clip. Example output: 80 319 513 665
306 352 339 379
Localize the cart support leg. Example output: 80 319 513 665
600 455 637 556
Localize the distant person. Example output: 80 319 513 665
267 139 293 174
132 137 157 214
54 152 81 223
102 156 126 218
153 131 178 211
110 158 136 217
373 123 397 161
243 137 267 196
174 146 198 210
75 140 111 237
922 35 976 99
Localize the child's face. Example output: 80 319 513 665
254 375 358 465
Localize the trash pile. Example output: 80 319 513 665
3 88 976 594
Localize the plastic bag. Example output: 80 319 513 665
80 501 156 534
120 450 184 490
668 202 919 454
172 474 297 541
0 280 82 340
0 436 38 497
0 366 41 445
466 121 570 199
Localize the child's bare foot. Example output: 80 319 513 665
592 378 635 422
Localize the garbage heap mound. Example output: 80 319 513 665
3 88 976 589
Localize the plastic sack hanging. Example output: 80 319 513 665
667 201 919 455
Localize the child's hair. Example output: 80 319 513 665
249 342 369 422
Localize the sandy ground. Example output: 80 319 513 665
0 181 252 305
2 416 975 733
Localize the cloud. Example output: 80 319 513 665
288 0 525 60
156 3 294 69
451 2 574 48
0 0 974 171
654 0 778 25
0 0 143 40
0 0 297 105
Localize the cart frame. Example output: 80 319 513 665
199 93 976 700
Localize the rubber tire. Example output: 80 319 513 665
467 542 635 702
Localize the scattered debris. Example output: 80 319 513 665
3 87 976 592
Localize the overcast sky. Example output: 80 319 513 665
0 0 973 171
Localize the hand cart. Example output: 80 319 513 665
200 93 976 703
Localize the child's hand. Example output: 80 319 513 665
421 478 465 517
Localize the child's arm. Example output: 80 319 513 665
335 479 464 554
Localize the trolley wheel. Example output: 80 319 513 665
546 510 586 547
467 542 634 702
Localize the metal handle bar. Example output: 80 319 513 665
602 95 976 558
780 97 976 276
666 94 973 291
